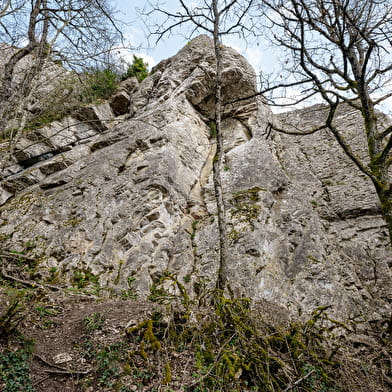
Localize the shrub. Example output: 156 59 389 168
125 295 343 392
80 68 119 102
122 55 149 82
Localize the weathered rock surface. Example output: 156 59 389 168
0 36 390 328
109 77 139 115
0 43 82 125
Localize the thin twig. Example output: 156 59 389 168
33 375 51 386
283 369 316 392
44 369 90 375
188 332 238 387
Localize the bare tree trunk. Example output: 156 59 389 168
361 96 392 246
145 0 256 293
0 0 48 135
212 0 228 292
377 187 392 244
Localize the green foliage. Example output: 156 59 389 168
0 350 34 392
34 304 58 329
1 74 81 138
296 362 341 392
2 249 39 274
0 299 25 339
148 272 190 307
228 188 264 243
35 306 58 317
148 284 174 303
80 340 128 388
23 110 68 132
0 289 39 340
80 68 119 102
72 269 99 289
83 312 105 333
130 367 154 388
121 276 137 300
122 55 149 82
126 319 162 358
230 202 261 221
208 120 217 138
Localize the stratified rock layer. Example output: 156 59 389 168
0 36 390 327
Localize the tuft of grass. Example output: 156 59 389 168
72 269 99 290
0 300 25 340
83 312 105 333
0 289 41 340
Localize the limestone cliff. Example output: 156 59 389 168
0 36 390 329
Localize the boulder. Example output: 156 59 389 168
110 90 131 115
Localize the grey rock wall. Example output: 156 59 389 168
0 36 390 327
0 43 82 127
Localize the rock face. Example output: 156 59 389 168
0 35 390 326
0 43 81 126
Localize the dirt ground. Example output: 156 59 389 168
0 287 173 392
29 297 152 391
1 285 391 392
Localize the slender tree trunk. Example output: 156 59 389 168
212 0 228 292
0 0 46 135
362 97 392 246
372 155 392 246
377 187 392 244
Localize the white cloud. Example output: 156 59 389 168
242 46 266 73
113 44 157 72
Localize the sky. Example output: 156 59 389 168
113 0 277 75
113 0 392 115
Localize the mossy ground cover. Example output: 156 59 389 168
124 298 345 392
0 273 390 391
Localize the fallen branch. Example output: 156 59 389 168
44 369 90 376
0 250 36 261
35 353 91 376
34 353 70 371
381 369 392 386
283 369 315 392
33 376 50 386
1 268 60 291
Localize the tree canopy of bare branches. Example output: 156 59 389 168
0 0 122 138
261 0 392 244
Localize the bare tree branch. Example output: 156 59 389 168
260 0 392 243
